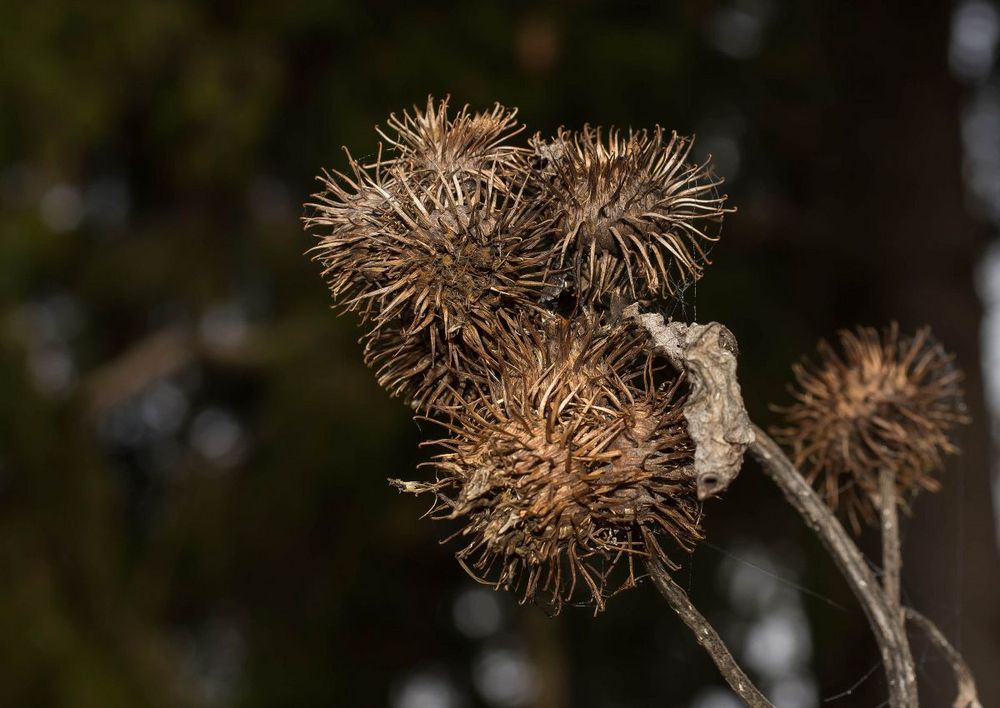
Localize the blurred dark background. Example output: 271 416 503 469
1 1 998 706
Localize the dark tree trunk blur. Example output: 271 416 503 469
819 3 1000 705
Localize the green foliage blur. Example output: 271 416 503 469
1 1 996 707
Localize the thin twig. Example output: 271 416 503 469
749 425 919 708
903 608 982 708
877 467 915 705
644 546 772 708
878 468 902 621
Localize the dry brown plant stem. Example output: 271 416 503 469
904 608 983 708
876 468 918 706
749 426 919 708
645 547 772 708
878 468 903 621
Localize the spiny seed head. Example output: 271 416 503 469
393 313 702 613
305 154 551 412
771 324 969 530
377 96 528 197
361 321 497 415
529 125 730 303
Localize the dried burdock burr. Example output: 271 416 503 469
771 323 969 530
392 312 703 613
529 126 730 303
377 96 528 198
305 153 551 413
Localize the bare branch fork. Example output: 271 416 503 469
750 427 919 707
633 310 979 708
904 608 983 708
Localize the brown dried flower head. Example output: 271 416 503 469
771 324 969 529
530 126 730 303
305 154 549 412
378 96 527 197
393 313 702 613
